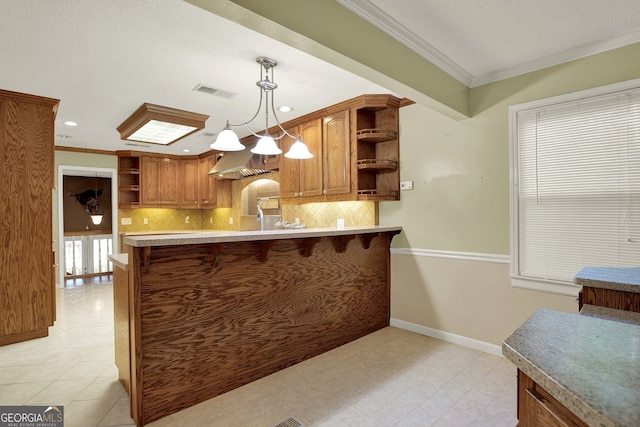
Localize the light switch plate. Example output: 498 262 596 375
400 180 414 190
121 217 132 225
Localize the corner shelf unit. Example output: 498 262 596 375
117 153 141 208
354 100 400 201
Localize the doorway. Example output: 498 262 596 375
56 166 119 288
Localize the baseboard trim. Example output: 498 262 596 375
390 318 504 357
390 247 510 264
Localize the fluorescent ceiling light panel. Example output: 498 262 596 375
117 103 208 146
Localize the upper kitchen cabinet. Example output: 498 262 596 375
279 120 323 199
198 153 217 208
141 156 179 208
323 110 351 197
178 157 199 208
280 94 401 203
0 89 59 346
353 95 400 201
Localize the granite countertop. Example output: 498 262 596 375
580 304 640 326
503 309 640 427
123 225 402 247
108 253 128 269
574 266 640 293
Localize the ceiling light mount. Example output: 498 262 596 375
117 103 209 146
210 57 313 159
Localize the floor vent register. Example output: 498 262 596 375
273 417 303 427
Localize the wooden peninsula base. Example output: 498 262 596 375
123 227 400 426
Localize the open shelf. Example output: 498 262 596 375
357 159 397 171
357 128 397 143
357 189 399 201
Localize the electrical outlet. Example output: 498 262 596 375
337 218 345 229
229 217 233 225
185 215 190 224
209 217 213 224
400 180 414 190
143 218 148 225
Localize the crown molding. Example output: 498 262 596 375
338 0 640 89
337 0 473 87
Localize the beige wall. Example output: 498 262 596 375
380 43 640 347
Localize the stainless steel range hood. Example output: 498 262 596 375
208 142 272 179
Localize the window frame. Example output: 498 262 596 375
509 78 640 296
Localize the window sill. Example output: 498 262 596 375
511 276 581 297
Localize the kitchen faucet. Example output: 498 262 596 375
256 199 264 231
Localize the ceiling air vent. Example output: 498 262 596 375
193 83 219 95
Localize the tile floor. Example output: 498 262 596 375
0 283 518 427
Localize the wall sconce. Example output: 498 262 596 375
117 103 209 145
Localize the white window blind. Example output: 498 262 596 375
512 85 640 286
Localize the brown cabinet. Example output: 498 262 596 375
323 110 351 196
141 156 179 207
280 95 400 203
178 157 199 208
198 154 217 207
518 370 587 427
354 97 400 201
0 89 59 346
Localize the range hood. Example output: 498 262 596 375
208 142 272 179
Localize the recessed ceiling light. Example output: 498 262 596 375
182 149 191 153
63 121 78 127
278 106 293 113
116 103 209 146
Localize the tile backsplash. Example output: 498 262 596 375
119 172 377 233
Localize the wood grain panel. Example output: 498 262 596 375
129 232 396 425
0 90 57 345
581 286 640 312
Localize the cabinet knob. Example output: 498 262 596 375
299 192 303 196
323 189 327 195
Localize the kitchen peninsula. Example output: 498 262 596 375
119 226 401 426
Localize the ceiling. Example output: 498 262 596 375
2 1 640 156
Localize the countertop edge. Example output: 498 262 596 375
123 226 402 247
502 342 607 427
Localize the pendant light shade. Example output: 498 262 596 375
214 56 314 160
90 214 104 225
251 134 282 155
210 121 245 151
284 137 314 159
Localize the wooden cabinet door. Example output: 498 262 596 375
298 119 323 197
141 157 161 206
179 158 199 208
159 158 179 207
198 155 217 207
279 127 300 199
323 110 351 196
141 157 179 207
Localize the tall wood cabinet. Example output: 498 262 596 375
0 89 59 346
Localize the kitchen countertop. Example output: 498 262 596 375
108 253 128 270
123 225 402 247
574 266 640 293
502 308 640 427
579 304 640 326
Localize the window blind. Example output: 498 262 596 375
514 88 640 284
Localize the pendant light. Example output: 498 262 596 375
88 173 104 225
210 57 313 159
